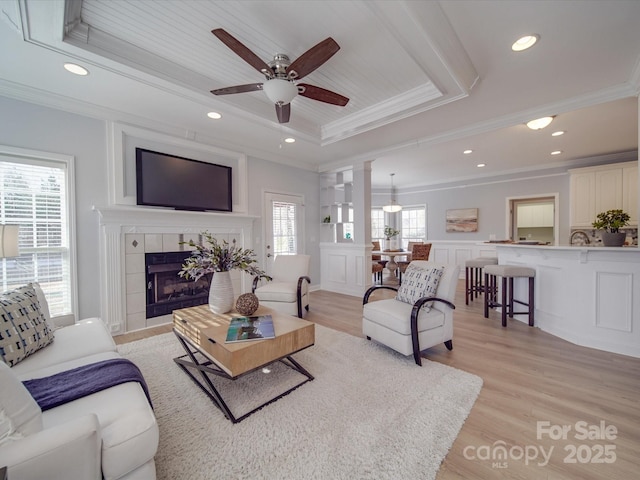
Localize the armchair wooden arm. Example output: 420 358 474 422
410 297 455 365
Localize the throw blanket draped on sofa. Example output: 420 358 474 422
23 358 153 411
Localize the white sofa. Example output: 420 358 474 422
0 285 158 480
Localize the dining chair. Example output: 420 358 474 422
398 243 431 283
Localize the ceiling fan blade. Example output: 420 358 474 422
298 84 349 106
276 103 291 123
211 83 263 95
212 28 272 75
287 37 340 80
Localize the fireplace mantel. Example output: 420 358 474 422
94 205 257 335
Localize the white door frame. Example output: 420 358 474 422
263 191 306 274
505 193 560 245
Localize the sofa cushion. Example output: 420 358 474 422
10 318 117 378
0 362 42 442
0 285 54 367
395 264 444 311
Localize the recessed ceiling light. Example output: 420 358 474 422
63 63 89 76
551 130 565 136
463 149 473 154
512 34 540 52
284 137 295 143
526 116 554 130
551 150 562 155
477 163 486 168
207 111 222 119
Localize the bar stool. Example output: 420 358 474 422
483 265 535 327
465 257 498 305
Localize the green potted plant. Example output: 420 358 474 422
592 209 630 247
180 231 268 313
383 225 401 251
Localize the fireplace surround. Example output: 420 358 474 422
95 206 256 334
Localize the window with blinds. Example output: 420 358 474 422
0 158 72 316
272 200 297 255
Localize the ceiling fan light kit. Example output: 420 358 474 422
210 28 349 123
262 78 298 105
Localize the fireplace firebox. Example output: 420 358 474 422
145 251 212 318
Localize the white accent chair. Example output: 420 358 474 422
362 261 460 366
252 254 311 318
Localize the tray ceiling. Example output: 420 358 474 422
0 0 638 187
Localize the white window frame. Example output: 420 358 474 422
0 145 78 318
371 207 385 242
400 205 427 249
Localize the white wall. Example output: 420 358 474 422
247 157 321 285
0 96 107 318
0 95 320 319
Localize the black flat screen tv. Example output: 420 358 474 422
135 148 232 212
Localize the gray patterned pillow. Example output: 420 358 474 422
0 285 54 367
395 264 444 311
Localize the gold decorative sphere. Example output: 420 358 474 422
236 293 259 316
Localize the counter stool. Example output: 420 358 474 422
465 257 498 305
483 265 535 327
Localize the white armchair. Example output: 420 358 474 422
362 261 460 366
252 254 311 318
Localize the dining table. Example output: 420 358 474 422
372 250 412 280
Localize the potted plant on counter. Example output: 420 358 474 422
592 209 630 247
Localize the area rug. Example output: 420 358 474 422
118 324 482 480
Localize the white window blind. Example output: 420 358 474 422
0 159 72 316
272 201 297 255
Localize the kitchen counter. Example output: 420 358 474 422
495 243 640 358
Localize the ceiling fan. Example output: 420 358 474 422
210 28 349 124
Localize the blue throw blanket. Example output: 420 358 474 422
23 358 153 411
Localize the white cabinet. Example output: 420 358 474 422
320 170 354 243
594 168 622 214
569 161 638 227
622 164 638 226
517 203 554 227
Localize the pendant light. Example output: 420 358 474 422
382 173 402 213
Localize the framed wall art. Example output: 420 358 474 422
446 208 478 232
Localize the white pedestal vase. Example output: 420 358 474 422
208 271 234 314
383 238 400 251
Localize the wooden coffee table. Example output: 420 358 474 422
172 304 315 423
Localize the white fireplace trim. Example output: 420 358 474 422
107 121 249 213
95 205 257 334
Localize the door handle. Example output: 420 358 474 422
267 253 272 258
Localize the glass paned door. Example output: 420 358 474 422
264 192 304 274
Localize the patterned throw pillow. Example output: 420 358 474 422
0 285 54 367
395 264 444 312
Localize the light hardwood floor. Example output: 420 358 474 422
116 280 640 479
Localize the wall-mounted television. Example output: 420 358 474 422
135 148 232 212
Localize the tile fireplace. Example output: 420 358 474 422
95 206 256 334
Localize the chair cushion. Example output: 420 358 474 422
0 285 54 367
395 264 443 312
363 298 445 335
254 282 297 303
0 362 43 443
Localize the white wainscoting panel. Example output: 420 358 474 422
595 271 633 332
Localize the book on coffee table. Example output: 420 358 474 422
225 314 276 343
